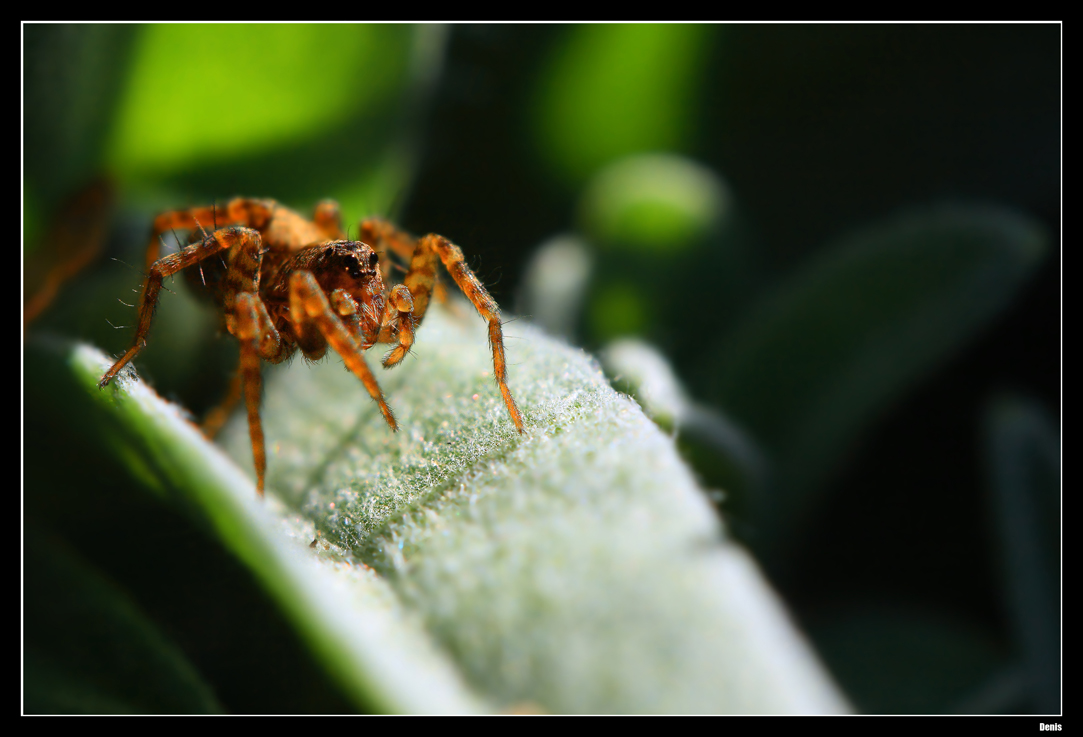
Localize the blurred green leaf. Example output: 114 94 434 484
709 205 1047 559
984 395 1061 713
811 608 1009 714
107 25 411 174
23 24 138 246
25 335 491 714
24 25 443 239
532 24 712 185
24 528 222 714
101 24 439 216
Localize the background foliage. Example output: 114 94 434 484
24 23 1060 714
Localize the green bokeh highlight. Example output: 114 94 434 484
107 24 415 176
578 154 729 254
533 24 712 185
589 280 649 341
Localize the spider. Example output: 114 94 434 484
97 198 524 496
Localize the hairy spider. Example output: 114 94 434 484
98 198 524 495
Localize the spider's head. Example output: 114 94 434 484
321 240 383 294
271 240 388 341
322 240 387 332
328 241 379 276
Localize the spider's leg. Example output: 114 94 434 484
360 218 450 303
289 271 398 432
360 218 414 284
328 289 362 344
98 226 261 389
144 199 275 271
24 177 113 327
200 369 243 440
378 285 416 367
313 199 345 240
399 233 524 434
234 291 285 496
219 224 297 489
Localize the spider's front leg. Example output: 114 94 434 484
288 271 399 432
406 232 525 434
98 226 261 389
361 218 450 304
360 219 524 434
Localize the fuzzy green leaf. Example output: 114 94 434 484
216 305 849 713
33 305 849 713
709 205 1047 558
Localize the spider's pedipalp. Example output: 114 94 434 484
288 270 398 433
380 285 416 367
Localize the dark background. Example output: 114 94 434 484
24 24 1060 714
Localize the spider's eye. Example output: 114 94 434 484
368 252 379 270
345 258 362 279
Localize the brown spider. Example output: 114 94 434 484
98 198 524 496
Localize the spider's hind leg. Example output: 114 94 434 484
143 199 274 272
360 218 451 305
200 369 243 440
233 290 287 496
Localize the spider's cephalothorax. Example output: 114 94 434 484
262 240 389 356
98 198 524 495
